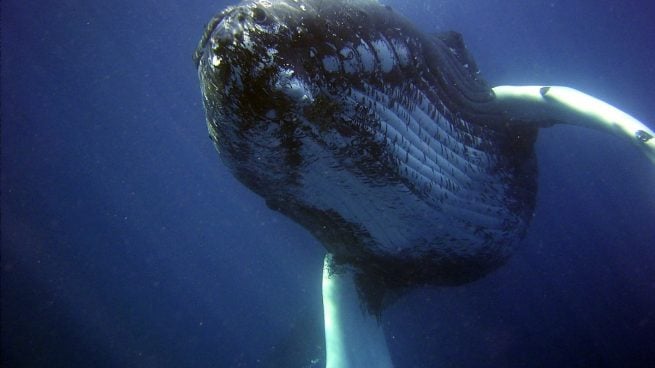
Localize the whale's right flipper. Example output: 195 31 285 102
491 85 655 164
322 254 394 368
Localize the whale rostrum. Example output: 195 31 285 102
194 1 654 366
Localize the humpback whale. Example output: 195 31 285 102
193 1 654 366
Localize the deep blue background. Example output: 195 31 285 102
2 1 654 367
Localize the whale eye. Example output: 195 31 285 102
252 7 267 23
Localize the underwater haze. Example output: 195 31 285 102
2 0 654 367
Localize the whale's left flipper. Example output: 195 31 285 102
322 254 393 368
491 86 655 164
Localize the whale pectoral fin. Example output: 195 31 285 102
492 85 655 164
322 254 394 368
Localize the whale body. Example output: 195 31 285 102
194 0 654 366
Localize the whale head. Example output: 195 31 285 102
193 0 405 185
195 0 538 311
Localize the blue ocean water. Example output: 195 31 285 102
1 0 654 367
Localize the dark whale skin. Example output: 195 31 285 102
194 0 537 308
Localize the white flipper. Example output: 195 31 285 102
322 254 394 368
492 85 655 164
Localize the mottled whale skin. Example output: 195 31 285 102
194 0 539 307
